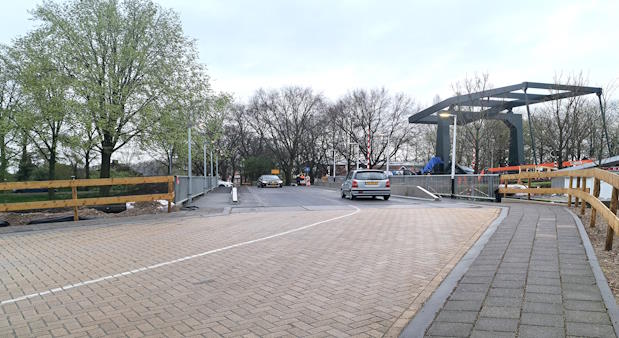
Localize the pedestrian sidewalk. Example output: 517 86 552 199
402 203 619 338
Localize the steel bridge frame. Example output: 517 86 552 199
409 81 611 172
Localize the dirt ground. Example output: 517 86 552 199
0 201 177 226
578 207 619 303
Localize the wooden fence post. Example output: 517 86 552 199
575 177 581 208
590 178 601 228
606 187 618 251
581 178 588 215
168 176 174 213
527 177 531 200
71 179 79 222
568 176 573 207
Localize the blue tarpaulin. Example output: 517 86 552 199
421 156 444 174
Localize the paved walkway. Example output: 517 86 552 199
407 203 618 338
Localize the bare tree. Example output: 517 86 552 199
334 88 415 169
249 87 324 185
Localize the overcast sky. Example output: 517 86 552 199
1 0 618 106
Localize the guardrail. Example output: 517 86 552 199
389 174 500 200
499 168 619 250
0 176 174 221
321 174 500 201
174 176 218 204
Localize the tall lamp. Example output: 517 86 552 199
439 111 457 198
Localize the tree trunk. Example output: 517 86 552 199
100 141 113 196
84 151 91 179
48 151 56 200
0 134 7 182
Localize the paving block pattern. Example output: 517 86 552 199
425 204 617 338
0 206 497 337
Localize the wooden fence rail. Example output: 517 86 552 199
0 176 175 221
499 168 619 250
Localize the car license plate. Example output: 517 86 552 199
366 181 378 185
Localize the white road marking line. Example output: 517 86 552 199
0 205 360 306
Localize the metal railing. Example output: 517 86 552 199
389 174 500 200
323 174 500 201
174 176 218 204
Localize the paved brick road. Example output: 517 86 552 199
0 206 497 337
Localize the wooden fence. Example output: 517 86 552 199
499 168 619 250
0 176 175 221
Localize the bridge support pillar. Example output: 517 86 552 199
435 116 451 173
504 112 524 166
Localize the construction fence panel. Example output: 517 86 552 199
174 176 218 204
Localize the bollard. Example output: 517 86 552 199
231 187 238 203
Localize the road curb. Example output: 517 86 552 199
399 206 509 338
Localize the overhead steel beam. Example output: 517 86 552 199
408 83 524 123
525 81 602 94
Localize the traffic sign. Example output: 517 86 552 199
304 167 310 173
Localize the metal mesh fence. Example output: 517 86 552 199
333 174 500 201
174 176 218 204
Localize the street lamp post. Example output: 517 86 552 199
332 147 336 182
439 111 458 199
376 133 391 173
187 121 193 204
346 142 359 171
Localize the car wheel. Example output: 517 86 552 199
279 184 282 188
341 191 345 198
383 195 390 200
350 194 356 200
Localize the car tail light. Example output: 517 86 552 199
352 180 358 188
386 180 390 188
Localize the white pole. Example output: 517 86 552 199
187 125 192 203
210 148 213 188
386 135 391 173
203 142 207 192
451 115 457 180
333 147 336 179
356 145 359 170
210 149 213 176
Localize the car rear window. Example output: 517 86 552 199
355 172 387 180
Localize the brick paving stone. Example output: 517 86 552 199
518 325 565 338
0 206 499 337
420 204 617 338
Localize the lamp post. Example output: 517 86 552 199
187 120 193 204
346 142 359 171
332 147 336 181
439 111 457 199
376 133 391 173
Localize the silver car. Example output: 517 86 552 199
257 175 283 188
341 170 390 200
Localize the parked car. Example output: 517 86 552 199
340 169 390 200
218 180 233 188
257 175 283 188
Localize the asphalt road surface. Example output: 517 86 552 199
193 185 469 213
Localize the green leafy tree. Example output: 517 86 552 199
0 46 22 182
13 31 72 192
33 0 199 179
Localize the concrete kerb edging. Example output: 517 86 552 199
566 207 619 336
399 206 510 338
